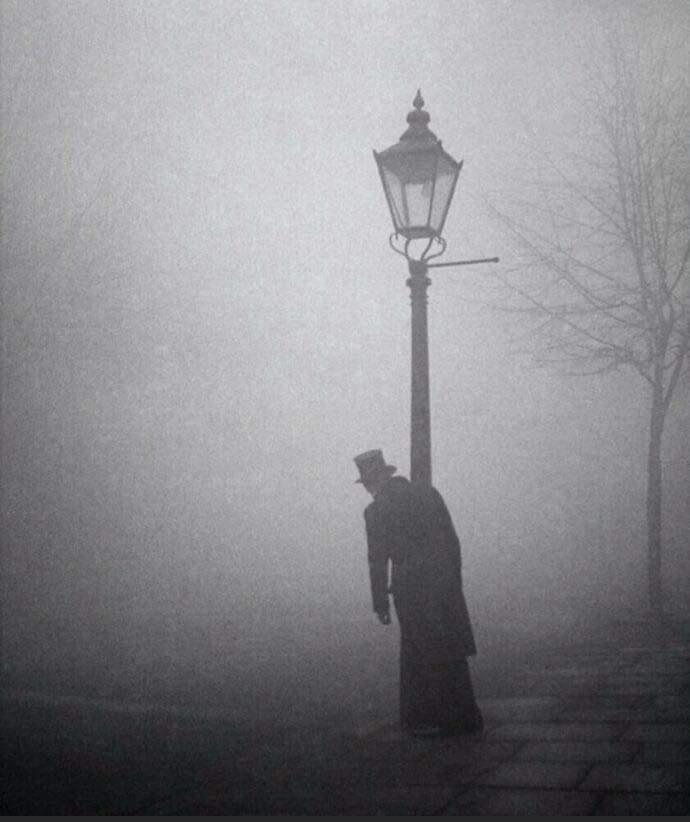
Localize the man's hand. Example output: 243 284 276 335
376 610 391 625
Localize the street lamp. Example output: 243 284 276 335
374 91 498 486
374 89 462 243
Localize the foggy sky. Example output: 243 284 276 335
1 0 689 702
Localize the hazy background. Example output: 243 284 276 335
1 0 688 727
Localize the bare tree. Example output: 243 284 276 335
491 35 690 618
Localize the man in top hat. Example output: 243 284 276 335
354 449 482 736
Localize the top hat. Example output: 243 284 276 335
353 449 397 484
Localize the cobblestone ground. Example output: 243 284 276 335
2 617 689 815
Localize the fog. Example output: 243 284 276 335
1 0 688 728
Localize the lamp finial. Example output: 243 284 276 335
402 90 434 142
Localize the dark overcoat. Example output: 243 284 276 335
364 476 477 664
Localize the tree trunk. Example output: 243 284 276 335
646 382 665 618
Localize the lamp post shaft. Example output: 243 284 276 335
407 260 432 485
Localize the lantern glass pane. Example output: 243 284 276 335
429 154 458 234
380 165 405 231
379 148 438 233
404 180 434 228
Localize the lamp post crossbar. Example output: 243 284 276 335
427 256 500 268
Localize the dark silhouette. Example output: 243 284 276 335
354 449 483 737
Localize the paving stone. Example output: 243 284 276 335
471 761 589 790
622 723 690 743
655 693 690 713
410 741 521 785
602 685 661 696
166 771 445 816
342 734 434 762
633 742 690 764
509 675 600 696
134 774 271 816
654 706 690 721
427 738 521 764
557 706 658 722
643 659 690 674
353 720 402 741
653 676 690 693
568 693 650 710
578 763 688 793
648 708 690 722
479 697 561 722
593 790 690 815
342 784 454 815
608 672 687 688
446 787 600 816
515 740 639 764
533 666 605 678
490 722 624 742
317 757 415 788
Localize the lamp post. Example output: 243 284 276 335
374 91 498 485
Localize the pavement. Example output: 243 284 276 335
2 615 690 815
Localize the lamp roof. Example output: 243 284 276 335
399 90 438 145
